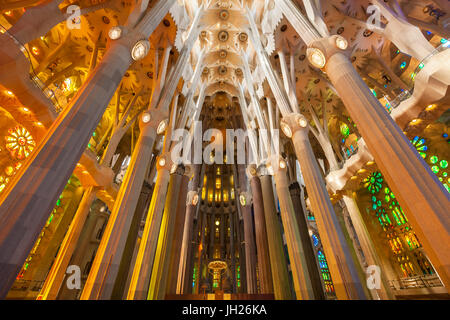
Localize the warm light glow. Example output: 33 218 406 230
298 117 308 128
4 90 14 97
131 40 150 61
239 194 246 206
142 112 151 123
279 160 287 169
280 121 292 138
108 26 122 40
158 158 166 167
157 119 168 135
192 193 199 205
307 48 326 68
215 177 221 189
31 46 39 55
335 36 348 50
22 107 29 112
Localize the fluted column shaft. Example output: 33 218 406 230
0 35 134 299
249 174 273 294
277 0 450 290
342 194 392 300
126 161 171 300
289 182 325 299
324 50 450 289
273 163 314 300
38 186 97 300
81 124 157 300
165 170 191 295
147 170 183 300
259 175 292 300
287 119 366 300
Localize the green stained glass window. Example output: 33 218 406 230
430 156 439 164
340 123 350 138
411 136 428 159
364 172 383 194
440 160 448 169
431 166 440 174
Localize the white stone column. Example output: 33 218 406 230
281 114 367 300
126 154 172 300
37 186 97 300
272 157 315 300
277 0 450 292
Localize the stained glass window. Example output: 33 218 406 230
317 250 334 294
5 126 36 160
410 136 449 193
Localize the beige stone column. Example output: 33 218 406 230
259 173 292 300
177 165 202 294
165 166 193 295
342 193 393 300
237 165 257 294
247 166 273 294
81 118 159 300
271 157 314 300
0 0 175 298
281 114 367 300
147 166 185 300
126 155 171 300
277 0 450 290
38 186 97 300
314 38 450 289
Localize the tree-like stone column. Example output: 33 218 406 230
271 156 314 300
281 114 367 300
247 166 273 294
0 0 176 299
313 37 450 290
80 117 159 300
342 193 393 300
237 165 258 294
37 186 97 300
126 154 172 300
259 171 292 300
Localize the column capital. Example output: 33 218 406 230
307 35 350 69
280 113 309 137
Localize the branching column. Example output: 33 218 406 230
272 157 314 300
259 171 292 300
147 166 185 300
126 154 172 300
313 37 450 289
237 165 257 294
247 166 273 294
278 0 450 290
177 164 203 294
281 114 367 300
38 186 97 300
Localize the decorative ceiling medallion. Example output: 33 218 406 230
218 65 227 75
235 68 243 76
218 30 229 42
219 10 229 20
219 50 227 59
238 32 248 42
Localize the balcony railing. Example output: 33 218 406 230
388 274 444 290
